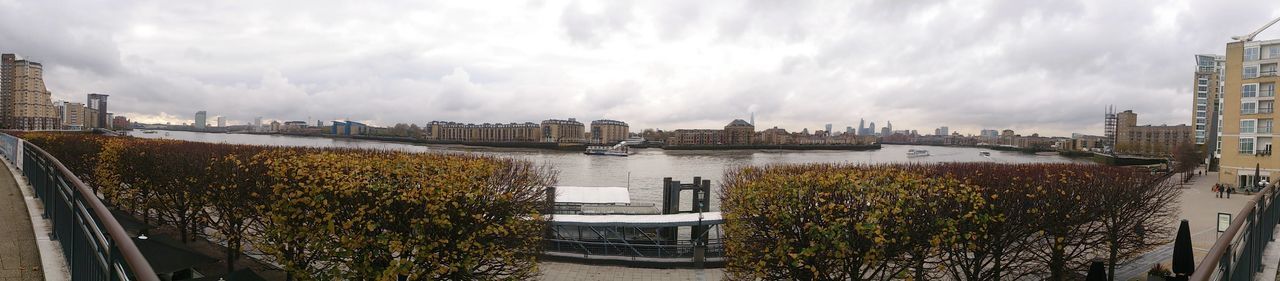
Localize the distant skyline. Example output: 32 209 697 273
2 1 1279 136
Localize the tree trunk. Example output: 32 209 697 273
1108 239 1119 281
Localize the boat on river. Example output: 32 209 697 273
979 151 991 157
907 149 930 157
585 142 632 157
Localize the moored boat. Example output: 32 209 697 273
907 149 930 157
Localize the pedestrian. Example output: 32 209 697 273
1213 184 1220 198
1227 186 1233 198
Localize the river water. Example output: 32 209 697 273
129 130 1088 211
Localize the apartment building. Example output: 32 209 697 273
1219 38 1280 187
1194 54 1226 160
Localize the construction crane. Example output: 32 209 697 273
1233 16 1280 42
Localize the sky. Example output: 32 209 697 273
2 0 1279 137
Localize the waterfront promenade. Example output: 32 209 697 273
0 160 42 280
1114 169 1256 280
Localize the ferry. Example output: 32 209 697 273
584 142 631 157
979 151 991 157
907 149 930 157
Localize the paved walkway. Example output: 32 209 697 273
538 262 722 281
1115 170 1255 280
0 163 42 280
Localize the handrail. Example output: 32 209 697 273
21 140 159 281
1190 185 1277 281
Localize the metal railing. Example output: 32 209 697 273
1190 184 1280 281
3 134 158 281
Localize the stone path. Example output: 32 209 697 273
0 164 42 281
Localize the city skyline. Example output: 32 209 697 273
2 1 1280 136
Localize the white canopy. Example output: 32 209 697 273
551 212 724 227
555 186 631 204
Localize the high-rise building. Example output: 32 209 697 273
1219 36 1280 187
1194 55 1227 163
937 126 949 136
216 115 226 127
824 123 832 135
195 111 207 129
1 54 59 130
87 93 108 129
868 122 876 136
858 119 865 135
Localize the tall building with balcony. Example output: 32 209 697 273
1220 37 1280 187
589 119 629 144
541 118 585 143
1 54 60 130
216 115 226 127
194 111 207 129
1194 55 1226 161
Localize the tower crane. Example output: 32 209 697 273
1233 16 1280 42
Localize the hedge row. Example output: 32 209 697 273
721 163 1178 281
18 132 557 280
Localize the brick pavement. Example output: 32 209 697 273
0 165 42 281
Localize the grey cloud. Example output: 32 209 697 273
2 0 1278 135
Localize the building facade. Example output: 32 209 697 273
1194 54 1226 157
331 121 369 136
216 116 226 127
87 93 108 129
589 119 629 144
1114 110 1194 156
724 119 755 145
194 111 207 129
1220 38 1280 188
542 119 585 143
112 116 129 130
426 121 542 142
62 102 85 130
1 54 60 130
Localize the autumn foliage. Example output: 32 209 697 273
722 163 1178 281
20 132 556 280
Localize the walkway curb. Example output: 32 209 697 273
1 155 68 281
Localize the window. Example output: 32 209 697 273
1246 66 1260 79
1262 101 1276 114
1199 79 1209 86
1263 83 1277 97
1265 64 1279 77
1245 84 1259 97
1198 111 1208 117
1243 120 1257 133
1197 104 1207 111
1243 102 1257 114
1261 119 1274 134
1241 138 1256 154
1247 47 1261 61
1271 46 1280 59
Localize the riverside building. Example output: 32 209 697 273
589 119 629 144
1220 37 1280 187
1113 110 1193 157
1 54 60 130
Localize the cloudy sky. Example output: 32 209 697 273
2 0 1279 136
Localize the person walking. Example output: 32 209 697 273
1213 184 1221 198
1227 185 1233 199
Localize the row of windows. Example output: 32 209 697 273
1238 137 1273 155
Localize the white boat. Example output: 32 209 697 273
142 130 158 134
585 142 631 157
907 149 930 157
979 151 991 157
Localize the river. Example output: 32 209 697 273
129 130 1088 211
